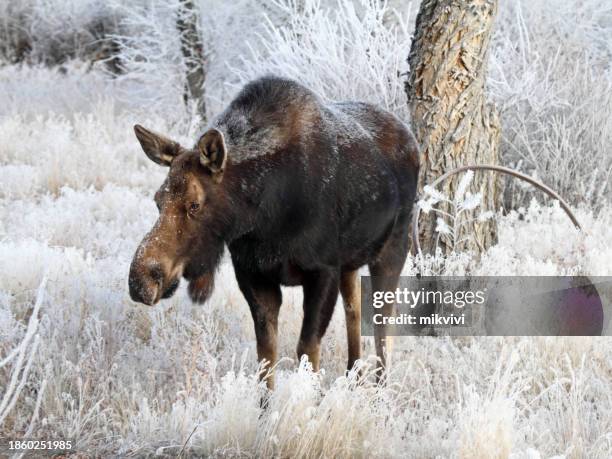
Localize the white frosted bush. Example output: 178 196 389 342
109 0 267 119
0 0 120 65
491 0 612 209
232 0 415 120
107 0 187 117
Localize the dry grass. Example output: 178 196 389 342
0 81 611 457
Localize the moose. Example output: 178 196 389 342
128 76 419 388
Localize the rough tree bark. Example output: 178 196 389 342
406 0 501 254
176 0 207 120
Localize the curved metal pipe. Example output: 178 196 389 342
411 165 583 257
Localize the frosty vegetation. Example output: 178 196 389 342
1 0 611 457
417 170 496 253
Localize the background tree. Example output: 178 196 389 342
176 0 207 119
406 0 501 254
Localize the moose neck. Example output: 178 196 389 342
219 158 270 243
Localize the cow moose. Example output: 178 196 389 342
128 76 419 388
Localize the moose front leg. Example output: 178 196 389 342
297 269 340 372
235 269 282 390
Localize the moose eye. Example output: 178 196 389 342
188 202 200 214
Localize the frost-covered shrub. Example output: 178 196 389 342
0 1 34 63
232 0 415 120
110 0 413 120
107 0 187 117
404 199 612 279
417 170 496 253
490 0 612 209
0 0 121 66
26 0 120 65
109 0 267 120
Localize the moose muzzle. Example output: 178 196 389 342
128 243 182 305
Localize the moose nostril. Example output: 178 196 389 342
148 263 164 283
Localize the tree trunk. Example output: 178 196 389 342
176 0 207 120
406 0 501 254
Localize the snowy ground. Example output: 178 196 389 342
0 63 611 457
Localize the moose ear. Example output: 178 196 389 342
198 128 227 182
134 124 181 167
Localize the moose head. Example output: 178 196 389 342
128 125 231 306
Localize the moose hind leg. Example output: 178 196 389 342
368 214 411 381
297 269 340 372
340 269 362 372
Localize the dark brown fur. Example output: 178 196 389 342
129 76 419 387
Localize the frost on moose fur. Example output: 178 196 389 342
1 0 612 456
